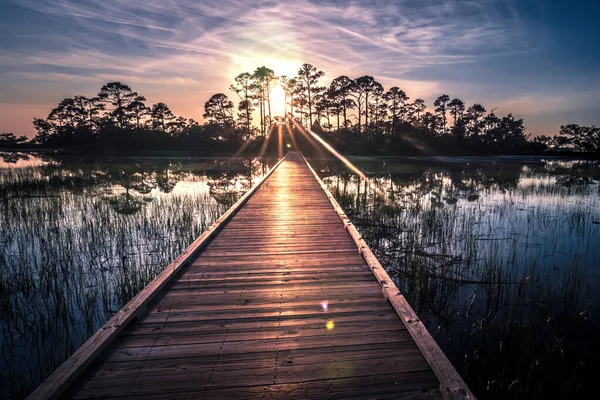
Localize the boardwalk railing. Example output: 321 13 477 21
28 152 474 400
302 154 473 400
27 154 289 400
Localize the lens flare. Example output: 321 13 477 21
321 301 328 312
285 123 299 150
288 117 399 209
277 124 283 159
326 320 334 330
257 124 275 159
290 118 367 181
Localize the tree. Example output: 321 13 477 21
0 132 28 146
322 85 344 130
433 94 450 135
532 135 552 150
284 77 298 119
383 87 408 136
368 82 385 132
353 76 381 130
32 117 56 144
126 96 149 129
230 72 254 133
421 112 441 136
150 103 175 132
203 93 234 127
412 99 426 122
315 93 336 131
74 95 104 129
252 66 276 136
279 75 289 124
296 63 325 128
97 82 140 129
448 98 465 126
329 76 355 128
557 124 600 152
48 97 79 128
465 104 486 137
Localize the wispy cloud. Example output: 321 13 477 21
0 0 598 135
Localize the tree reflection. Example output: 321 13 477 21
107 191 146 215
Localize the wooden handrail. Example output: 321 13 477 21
302 153 475 400
27 153 289 400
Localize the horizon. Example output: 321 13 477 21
1 0 599 137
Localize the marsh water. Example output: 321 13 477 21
1 152 599 399
314 156 600 399
0 152 276 399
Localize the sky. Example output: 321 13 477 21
1 0 599 137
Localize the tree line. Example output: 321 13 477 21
1 63 598 154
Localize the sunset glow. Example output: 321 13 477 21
1 1 598 136
270 84 286 118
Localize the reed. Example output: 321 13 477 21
320 157 599 400
0 155 270 399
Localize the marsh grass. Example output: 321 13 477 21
320 157 599 399
0 155 270 399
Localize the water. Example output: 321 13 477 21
313 156 600 400
1 153 598 399
0 152 276 399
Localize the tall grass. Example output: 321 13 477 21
319 157 599 400
0 155 270 399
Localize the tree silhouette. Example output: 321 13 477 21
434 94 450 135
353 76 381 130
0 132 28 147
556 124 600 152
296 63 325 128
126 97 149 129
412 99 426 122
252 66 276 136
97 82 140 129
448 98 465 126
466 104 486 137
203 93 234 127
72 96 104 130
150 103 175 132
329 76 355 128
25 65 590 156
230 72 254 134
368 82 385 133
285 77 298 119
384 87 409 136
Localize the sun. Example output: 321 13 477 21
270 83 286 118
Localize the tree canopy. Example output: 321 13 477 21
6 64 595 156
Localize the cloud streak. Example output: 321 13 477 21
1 0 598 136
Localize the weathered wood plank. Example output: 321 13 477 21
302 153 474 400
26 154 290 400
31 152 472 400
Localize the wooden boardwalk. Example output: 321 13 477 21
29 152 472 400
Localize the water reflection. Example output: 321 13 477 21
0 153 276 399
314 156 600 400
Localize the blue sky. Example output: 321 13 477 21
1 0 599 137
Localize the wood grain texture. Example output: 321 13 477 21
31 152 470 400
26 154 289 400
302 153 475 400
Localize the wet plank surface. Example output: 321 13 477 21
67 153 442 399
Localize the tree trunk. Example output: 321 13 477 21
308 88 312 128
